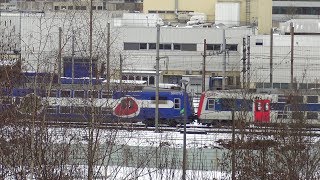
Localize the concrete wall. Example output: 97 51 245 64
248 35 320 87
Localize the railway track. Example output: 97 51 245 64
17 120 320 137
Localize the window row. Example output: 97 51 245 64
124 42 238 51
277 111 320 120
256 82 320 90
54 6 104 11
207 98 252 111
148 10 194 14
273 7 320 15
278 95 319 104
149 97 181 109
48 89 111 99
47 106 108 114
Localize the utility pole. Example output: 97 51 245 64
246 36 251 89
202 39 207 92
231 109 236 180
222 29 226 90
155 24 160 132
106 22 110 93
290 22 294 90
180 79 189 180
71 30 75 84
242 37 246 89
58 27 62 85
119 54 123 89
270 28 273 88
88 0 94 178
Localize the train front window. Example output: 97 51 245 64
174 98 180 109
207 99 215 110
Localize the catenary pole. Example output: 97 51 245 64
155 24 160 132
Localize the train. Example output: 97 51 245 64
197 89 320 127
0 72 194 126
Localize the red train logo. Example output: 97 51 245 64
113 96 140 118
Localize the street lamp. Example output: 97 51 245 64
180 79 189 180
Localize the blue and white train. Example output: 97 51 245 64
0 73 194 126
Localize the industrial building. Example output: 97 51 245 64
2 3 320 95
143 0 272 34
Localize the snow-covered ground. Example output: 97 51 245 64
48 125 231 149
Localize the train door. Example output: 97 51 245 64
254 99 271 123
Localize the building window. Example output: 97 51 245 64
97 6 102 10
61 6 66 10
163 44 171 50
148 10 157 13
256 39 263 46
139 43 147 50
181 44 196 51
68 6 73 10
75 6 81 10
214 44 221 51
206 44 214 50
158 11 165 13
81 6 86 10
54 6 59 10
124 42 139 50
173 44 181 50
92 6 96 10
226 44 238 51
149 43 156 49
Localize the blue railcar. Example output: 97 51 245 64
113 89 194 126
0 76 194 126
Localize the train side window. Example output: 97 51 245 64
151 96 168 104
74 90 85 98
60 90 70 98
174 98 180 109
307 96 318 103
48 90 57 97
46 106 57 114
292 112 304 120
60 106 71 114
256 102 261 111
221 98 236 111
265 103 269 111
207 99 215 110
307 112 318 119
73 106 85 114
88 90 99 98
